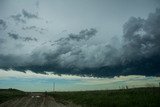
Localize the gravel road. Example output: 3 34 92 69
0 93 80 107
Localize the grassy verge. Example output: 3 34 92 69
49 87 160 107
0 88 26 104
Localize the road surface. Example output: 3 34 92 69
0 93 80 107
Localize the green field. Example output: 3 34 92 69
0 88 26 104
49 87 160 107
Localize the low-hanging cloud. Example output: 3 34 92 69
0 9 160 77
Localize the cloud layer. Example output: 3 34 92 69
0 9 160 77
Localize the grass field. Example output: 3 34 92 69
49 87 160 107
0 88 26 104
0 87 160 107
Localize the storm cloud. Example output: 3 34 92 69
0 8 160 77
122 9 160 60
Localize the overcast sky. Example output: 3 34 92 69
0 0 159 40
0 0 160 91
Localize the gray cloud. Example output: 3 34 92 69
8 33 19 40
22 9 38 19
11 14 26 23
8 33 37 42
122 8 160 62
0 19 7 30
22 26 47 34
0 38 5 48
68 28 97 41
32 28 99 66
55 28 97 46
10 9 39 24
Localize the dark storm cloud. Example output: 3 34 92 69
8 33 37 42
122 9 160 60
0 19 7 30
1 28 121 76
0 54 30 69
0 9 160 77
22 9 38 19
119 8 160 76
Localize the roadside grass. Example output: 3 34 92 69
49 87 160 107
0 88 26 104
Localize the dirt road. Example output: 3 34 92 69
0 93 80 107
